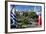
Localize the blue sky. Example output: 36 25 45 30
10 5 42 12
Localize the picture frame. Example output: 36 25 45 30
5 1 45 33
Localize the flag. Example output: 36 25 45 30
10 6 18 28
38 13 42 27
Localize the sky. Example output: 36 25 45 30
10 5 42 12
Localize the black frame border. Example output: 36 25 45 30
5 1 45 33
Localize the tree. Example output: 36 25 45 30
20 18 29 28
28 11 36 18
16 12 20 17
23 12 28 17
